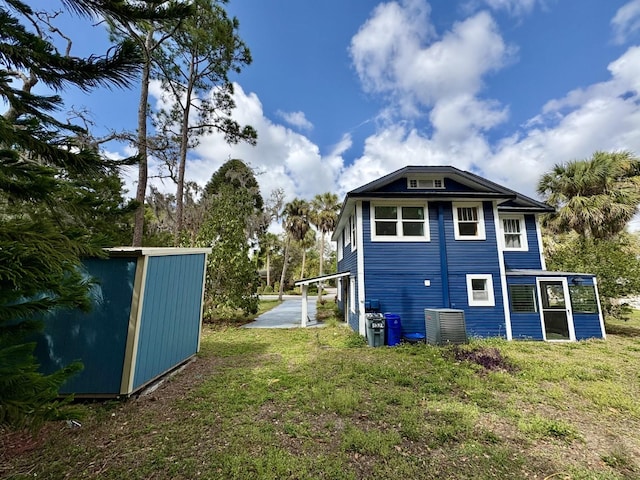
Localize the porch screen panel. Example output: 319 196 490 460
569 285 598 313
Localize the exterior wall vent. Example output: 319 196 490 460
424 308 467 345
407 178 444 189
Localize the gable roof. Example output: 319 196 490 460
332 165 553 240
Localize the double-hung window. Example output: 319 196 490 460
453 202 485 240
466 274 495 307
371 203 430 241
501 215 528 251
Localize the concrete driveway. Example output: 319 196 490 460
243 295 321 328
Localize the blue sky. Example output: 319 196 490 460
30 0 640 208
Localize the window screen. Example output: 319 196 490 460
510 285 537 313
569 285 598 313
503 218 522 248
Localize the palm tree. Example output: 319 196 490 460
279 199 310 300
310 193 341 301
537 151 640 239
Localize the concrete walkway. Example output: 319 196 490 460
243 295 322 328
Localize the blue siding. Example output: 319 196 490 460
573 314 604 340
444 202 506 338
336 222 359 331
356 200 508 339
506 276 544 340
503 214 543 270
133 254 206 389
568 276 604 340
36 257 136 395
362 202 443 336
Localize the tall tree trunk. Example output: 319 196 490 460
132 31 153 247
278 236 290 301
266 251 271 287
174 58 196 244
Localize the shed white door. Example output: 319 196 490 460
537 278 575 341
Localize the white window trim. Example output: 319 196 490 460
350 215 357 252
345 220 351 246
500 214 528 251
350 277 356 313
453 202 486 240
371 201 431 242
466 274 495 307
407 177 445 189
337 234 343 261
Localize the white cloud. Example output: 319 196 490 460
146 82 345 204
612 0 640 45
350 3 512 110
476 0 538 17
276 110 314 131
117 1 640 238
340 44 640 203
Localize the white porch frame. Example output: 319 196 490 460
294 272 351 327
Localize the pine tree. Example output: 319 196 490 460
0 0 188 429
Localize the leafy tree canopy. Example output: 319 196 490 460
0 0 180 428
538 151 640 239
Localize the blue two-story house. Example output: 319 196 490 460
332 166 606 342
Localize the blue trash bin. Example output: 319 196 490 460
384 313 402 346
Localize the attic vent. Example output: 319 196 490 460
408 178 444 189
425 308 467 345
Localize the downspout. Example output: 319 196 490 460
438 203 451 308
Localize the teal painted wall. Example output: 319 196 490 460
35 257 136 394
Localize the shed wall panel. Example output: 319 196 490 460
133 254 206 389
35 257 136 395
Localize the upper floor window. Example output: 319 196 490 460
501 215 528 251
345 220 351 246
337 234 343 261
372 202 430 242
453 202 486 240
407 178 444 189
350 215 357 251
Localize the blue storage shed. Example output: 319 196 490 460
34 247 210 397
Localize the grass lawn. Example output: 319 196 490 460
2 314 640 479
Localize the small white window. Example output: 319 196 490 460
350 215 357 251
407 178 445 189
500 215 528 251
345 220 351 246
466 274 495 307
337 235 343 261
453 202 486 240
371 202 430 242
350 278 356 313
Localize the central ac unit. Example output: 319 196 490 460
424 308 467 345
